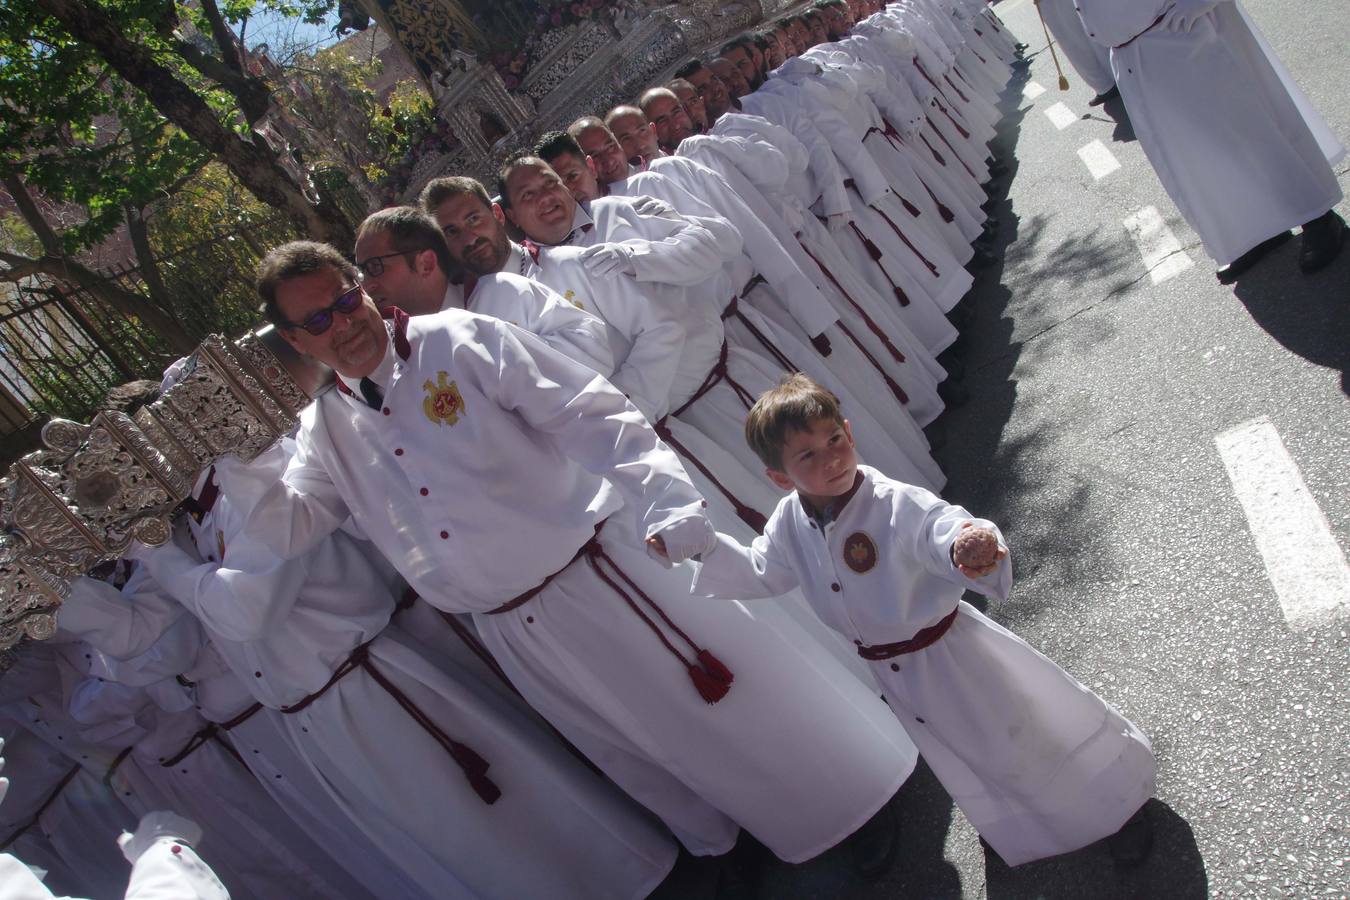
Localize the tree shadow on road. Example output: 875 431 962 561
985 799 1208 900
1229 236 1350 395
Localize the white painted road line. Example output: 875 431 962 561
1045 101 1077 130
1078 139 1121 180
1215 417 1350 630
1023 80 1046 100
1122 206 1195 283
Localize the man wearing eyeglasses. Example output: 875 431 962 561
353 206 613 374
234 238 919 873
674 60 734 125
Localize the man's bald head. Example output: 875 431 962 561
605 105 662 163
639 87 696 152
667 78 708 133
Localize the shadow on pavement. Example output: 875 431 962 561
1230 237 1350 395
985 799 1208 900
1101 92 1136 144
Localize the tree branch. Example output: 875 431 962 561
198 0 245 77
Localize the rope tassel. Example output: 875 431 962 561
849 222 910 307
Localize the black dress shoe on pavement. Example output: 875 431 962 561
847 802 900 880
987 161 1010 179
938 379 969 407
937 349 966 381
1087 85 1120 107
1216 230 1294 284
1299 210 1346 273
1108 804 1155 868
968 246 999 270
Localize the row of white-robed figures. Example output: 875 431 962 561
0 1 1159 897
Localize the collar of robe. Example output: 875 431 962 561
334 307 412 400
799 468 867 527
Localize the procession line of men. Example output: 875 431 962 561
0 1 1163 897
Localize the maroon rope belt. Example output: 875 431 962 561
487 525 734 704
436 609 604 776
944 73 970 104
915 61 971 140
856 607 958 660
864 126 927 219
870 203 940 279
797 239 910 406
277 639 501 804
1114 13 1167 49
103 745 134 787
848 219 911 308
0 764 82 850
926 117 979 180
655 417 767 532
723 292 799 375
159 722 248 771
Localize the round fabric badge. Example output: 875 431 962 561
843 531 878 574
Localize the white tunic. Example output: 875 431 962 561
1077 0 1344 264
693 465 1158 865
1037 0 1115 94
240 310 918 862
441 271 614 378
132 440 678 900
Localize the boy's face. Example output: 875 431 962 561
766 417 858 508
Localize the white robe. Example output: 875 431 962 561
1038 0 1116 94
1086 1 1344 264
693 465 1158 866
240 309 918 862
130 441 679 900
0 839 229 900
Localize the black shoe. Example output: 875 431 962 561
846 802 900 880
987 161 1010 179
981 219 999 241
1216 230 1294 284
1299 210 1346 273
938 379 969 407
968 246 998 270
937 349 966 381
948 303 974 329
1087 85 1120 107
1108 804 1154 868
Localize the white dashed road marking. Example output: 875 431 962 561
1023 80 1046 100
1044 101 1078 130
1077 139 1121 180
1122 206 1195 283
1215 417 1350 630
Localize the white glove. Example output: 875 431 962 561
118 811 203 865
826 212 852 234
631 196 678 219
1160 0 1224 32
578 243 637 277
0 737 8 808
650 514 718 566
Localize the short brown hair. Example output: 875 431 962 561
256 241 357 326
355 206 453 276
744 373 844 470
420 176 492 216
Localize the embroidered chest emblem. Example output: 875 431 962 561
564 289 585 310
843 531 878 574
423 372 465 426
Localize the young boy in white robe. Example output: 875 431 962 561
681 373 1159 867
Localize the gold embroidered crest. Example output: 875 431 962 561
564 289 585 310
843 531 878 574
423 372 465 426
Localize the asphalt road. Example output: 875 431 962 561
660 2 1350 898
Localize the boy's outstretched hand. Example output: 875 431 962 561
951 522 1007 578
647 535 668 559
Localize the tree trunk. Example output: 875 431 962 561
123 204 176 319
32 0 354 249
1 173 199 354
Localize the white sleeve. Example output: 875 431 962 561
610 190 743 285
691 530 802 600
585 280 686 421
133 533 311 644
232 412 351 562
124 839 230 900
907 490 1013 602
487 275 616 377
56 567 186 661
461 318 708 539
